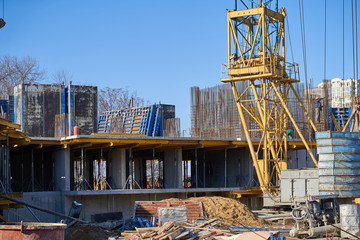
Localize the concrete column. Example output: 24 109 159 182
108 148 126 189
164 148 182 188
53 148 70 192
53 148 70 215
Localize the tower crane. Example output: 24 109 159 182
220 0 318 194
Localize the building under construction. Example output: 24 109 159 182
0 79 318 223
0 1 359 231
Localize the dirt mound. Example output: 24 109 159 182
65 223 120 240
187 196 269 227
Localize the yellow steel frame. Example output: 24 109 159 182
221 4 317 193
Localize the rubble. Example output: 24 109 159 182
115 219 285 240
187 196 270 226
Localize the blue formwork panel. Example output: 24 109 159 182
315 131 359 139
329 107 351 131
317 146 360 154
97 104 164 136
316 138 360 146
319 190 360 198
146 105 156 136
319 160 360 168
60 85 66 114
317 130 360 198
320 175 360 184
319 168 360 176
319 153 360 161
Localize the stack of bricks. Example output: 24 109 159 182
134 200 204 222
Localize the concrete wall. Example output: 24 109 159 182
14 83 98 137
3 191 62 223
73 85 97 135
162 105 175 119
14 84 61 137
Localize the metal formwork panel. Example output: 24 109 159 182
97 104 165 136
316 131 360 198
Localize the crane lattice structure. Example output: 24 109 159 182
220 2 318 193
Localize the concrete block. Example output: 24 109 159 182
306 179 319 196
293 179 306 198
280 178 293 202
299 169 318 178
281 169 300 179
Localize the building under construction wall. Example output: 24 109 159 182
14 83 98 137
191 83 313 141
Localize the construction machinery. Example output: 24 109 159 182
289 195 340 238
220 0 317 194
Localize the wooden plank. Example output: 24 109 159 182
234 231 278 240
197 218 219 228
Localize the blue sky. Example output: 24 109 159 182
1 0 359 134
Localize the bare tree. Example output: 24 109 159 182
0 56 45 98
51 70 73 85
98 87 146 114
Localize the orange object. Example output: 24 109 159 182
73 126 79 135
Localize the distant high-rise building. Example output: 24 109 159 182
330 78 357 108
308 78 357 108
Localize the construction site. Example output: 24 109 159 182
1 0 360 239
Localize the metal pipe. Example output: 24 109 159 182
26 205 40 222
152 148 155 189
31 149 34 192
203 152 206 188
6 134 9 192
129 148 133 190
81 148 84 190
224 148 227 188
195 148 198 188
41 149 44 191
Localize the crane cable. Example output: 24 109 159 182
298 0 308 84
324 0 327 82
286 16 295 64
355 0 358 83
343 0 345 110
352 0 356 84
343 0 345 81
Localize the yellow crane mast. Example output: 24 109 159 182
220 3 318 193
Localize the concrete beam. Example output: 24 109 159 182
64 187 245 196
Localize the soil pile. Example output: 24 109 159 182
188 196 269 226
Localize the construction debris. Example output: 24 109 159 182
115 219 285 240
187 196 269 227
